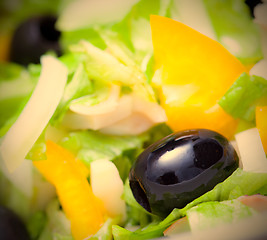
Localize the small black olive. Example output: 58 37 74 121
0 206 30 240
129 129 239 217
9 15 62 66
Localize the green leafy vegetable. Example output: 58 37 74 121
219 72 267 122
112 168 267 239
51 62 93 124
203 0 263 65
38 199 73 240
0 63 35 129
60 130 147 180
186 199 256 232
90 217 121 240
27 211 47 240
70 40 146 85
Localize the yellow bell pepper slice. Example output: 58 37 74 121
256 106 267 154
150 15 247 139
0 33 10 62
34 140 105 240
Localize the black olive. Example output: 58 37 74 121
0 206 30 240
9 15 62 66
129 129 239 217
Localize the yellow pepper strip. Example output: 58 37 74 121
150 15 247 139
0 33 10 62
34 140 105 240
256 106 267 154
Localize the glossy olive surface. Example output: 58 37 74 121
9 15 61 65
0 206 30 240
129 129 239 217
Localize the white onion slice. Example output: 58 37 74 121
235 128 267 173
62 94 133 130
100 112 153 135
0 55 68 172
132 93 167 123
249 59 267 80
90 159 126 219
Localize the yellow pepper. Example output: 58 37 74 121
256 106 267 154
150 15 247 139
0 33 10 62
34 140 105 240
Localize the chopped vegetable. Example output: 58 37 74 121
219 73 267 122
203 0 263 65
150 15 246 139
0 55 68 172
114 169 267 239
34 140 105 240
90 159 126 220
0 34 11 61
256 105 267 154
235 128 267 173
186 199 256 232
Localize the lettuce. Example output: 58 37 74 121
60 28 107 52
219 72 267 122
90 217 121 240
38 199 73 240
203 0 263 65
59 0 263 74
27 211 47 240
51 61 93 124
0 63 35 131
60 130 147 180
186 199 256 232
112 168 267 239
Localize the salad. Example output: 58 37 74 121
0 0 267 240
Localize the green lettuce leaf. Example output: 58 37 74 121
219 72 267 122
69 40 146 85
59 0 173 81
51 61 93 124
38 199 73 240
203 0 263 65
0 63 35 131
180 168 267 214
60 28 107 52
90 217 121 240
186 199 256 232
122 180 156 228
111 0 171 61
27 211 47 240
112 168 267 239
60 130 148 180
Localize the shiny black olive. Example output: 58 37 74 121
0 206 30 240
129 129 239 217
9 15 61 66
